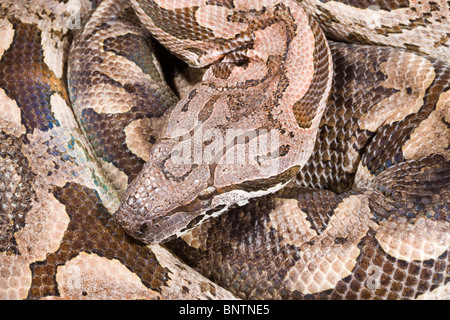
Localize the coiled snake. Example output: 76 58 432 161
0 0 449 299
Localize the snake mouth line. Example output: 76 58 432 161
130 176 294 244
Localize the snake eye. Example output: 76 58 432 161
198 186 217 200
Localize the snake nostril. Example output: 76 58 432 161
139 222 149 235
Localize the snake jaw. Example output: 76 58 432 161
114 151 300 244
114 137 209 243
117 0 331 243
114 118 305 243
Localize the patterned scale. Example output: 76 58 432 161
0 0 449 300
115 0 335 245
0 0 235 300
300 0 449 61
68 0 178 190
166 42 450 299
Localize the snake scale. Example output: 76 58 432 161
0 0 449 300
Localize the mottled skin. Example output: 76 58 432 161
0 0 448 300
115 0 333 244
167 42 450 299
300 0 450 61
0 0 235 300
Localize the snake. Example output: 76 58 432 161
0 0 448 300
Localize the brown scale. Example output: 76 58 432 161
291 15 331 129
368 154 449 222
318 0 411 11
362 58 450 177
0 133 36 254
0 21 65 134
167 186 449 299
206 0 235 9
27 182 170 299
295 43 397 193
80 107 162 181
135 0 216 41
68 2 178 182
166 42 449 299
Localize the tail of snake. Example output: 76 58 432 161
0 0 449 300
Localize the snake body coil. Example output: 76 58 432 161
0 0 449 299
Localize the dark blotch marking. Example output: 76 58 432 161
319 0 410 11
158 152 198 183
0 133 37 254
206 0 235 9
334 237 347 244
27 182 170 299
292 17 331 129
0 20 64 133
136 0 216 41
103 32 159 78
181 89 198 112
198 95 220 122
123 83 136 93
80 107 151 182
362 58 450 177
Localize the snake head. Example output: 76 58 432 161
114 0 332 244
114 137 212 244
114 78 321 244
114 130 302 243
